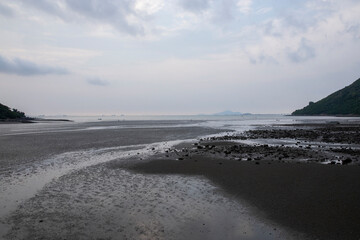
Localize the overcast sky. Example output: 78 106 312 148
0 0 359 115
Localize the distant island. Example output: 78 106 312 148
292 78 360 116
213 110 252 116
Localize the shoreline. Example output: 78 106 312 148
0 118 72 124
126 122 360 240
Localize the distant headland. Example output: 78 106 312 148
0 103 32 123
292 78 360 116
0 103 71 123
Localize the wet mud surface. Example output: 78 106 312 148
5 161 296 240
2 120 360 240
128 123 360 240
0 120 217 170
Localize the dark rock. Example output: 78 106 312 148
342 158 352 165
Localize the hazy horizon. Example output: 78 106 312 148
29 111 284 117
1 0 360 115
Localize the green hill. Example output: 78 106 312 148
292 78 360 116
0 103 26 119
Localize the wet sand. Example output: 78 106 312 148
5 160 298 240
127 122 360 240
2 119 360 239
0 120 218 170
1 120 229 239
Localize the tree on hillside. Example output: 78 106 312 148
0 103 26 119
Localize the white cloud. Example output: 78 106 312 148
1 0 360 114
134 0 164 15
256 7 272 15
237 0 360 67
236 0 252 14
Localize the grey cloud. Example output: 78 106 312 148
0 2 14 17
263 4 334 38
65 0 120 19
17 0 69 20
211 0 236 25
347 24 360 40
179 0 210 13
17 0 143 36
288 38 316 63
283 14 311 31
263 20 282 37
263 16 312 38
249 54 279 65
0 55 69 76
87 77 109 86
65 0 143 35
283 0 334 31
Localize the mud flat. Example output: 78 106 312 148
5 160 301 240
1 120 231 239
127 122 360 240
2 119 360 239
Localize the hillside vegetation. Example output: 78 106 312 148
292 78 360 116
0 103 26 119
